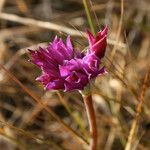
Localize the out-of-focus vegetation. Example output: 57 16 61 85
0 0 150 150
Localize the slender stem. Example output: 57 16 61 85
82 0 96 35
82 94 97 150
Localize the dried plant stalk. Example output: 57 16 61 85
125 68 150 150
0 0 5 12
0 13 126 48
109 0 124 63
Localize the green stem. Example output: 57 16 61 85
82 0 96 35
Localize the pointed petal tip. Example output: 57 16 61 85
86 29 95 47
54 35 58 40
103 26 108 34
27 59 32 62
66 35 71 43
97 25 108 36
28 49 34 53
100 26 108 36
44 84 50 90
66 35 73 52
35 76 40 81
86 29 94 37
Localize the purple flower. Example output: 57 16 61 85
86 26 108 59
29 33 107 91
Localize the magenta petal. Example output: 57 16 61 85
57 41 72 60
66 36 73 55
65 71 88 90
83 53 100 74
65 71 80 83
29 47 53 66
47 46 64 64
99 26 108 37
64 82 76 91
97 26 108 39
29 48 60 76
45 79 64 90
36 73 50 85
87 26 108 59
92 35 107 59
29 32 107 91
29 49 44 66
47 36 74 64
59 65 71 77
64 82 84 91
86 30 95 47
98 66 107 75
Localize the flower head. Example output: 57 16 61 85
86 26 108 59
29 30 107 91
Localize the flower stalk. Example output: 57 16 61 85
81 92 97 150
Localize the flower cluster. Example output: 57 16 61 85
29 27 108 91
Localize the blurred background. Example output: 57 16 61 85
0 0 150 150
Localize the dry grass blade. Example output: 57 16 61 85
109 0 124 64
105 57 139 101
15 0 31 16
0 63 89 146
0 121 66 150
125 67 150 150
0 12 84 37
0 12 126 48
0 0 5 12
0 129 27 149
56 91 88 138
4 43 47 70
